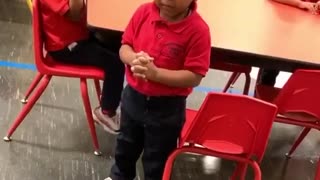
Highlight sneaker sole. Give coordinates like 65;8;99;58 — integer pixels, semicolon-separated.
92;111;119;135
94;110;120;131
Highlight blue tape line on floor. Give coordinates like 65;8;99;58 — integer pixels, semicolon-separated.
0;60;253;95
0;60;36;71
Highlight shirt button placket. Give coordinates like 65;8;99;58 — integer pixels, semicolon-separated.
157;33;162;39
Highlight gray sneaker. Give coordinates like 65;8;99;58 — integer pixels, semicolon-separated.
92;107;120;135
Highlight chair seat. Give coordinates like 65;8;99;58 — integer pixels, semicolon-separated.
203;140;245;155
183;109;245;155
277;112;320;123
38;56;105;79
256;85;320;123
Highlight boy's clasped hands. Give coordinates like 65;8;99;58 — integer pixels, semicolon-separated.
130;51;158;81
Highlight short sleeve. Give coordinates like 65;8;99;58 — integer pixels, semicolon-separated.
184;28;211;76
40;0;70;16
121;4;148;46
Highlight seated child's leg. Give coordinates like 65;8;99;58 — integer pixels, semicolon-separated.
260;69;280;86
49;37;125;133
91;33;125;117
75;37;125;117
91;48;124;133
99;54;125;116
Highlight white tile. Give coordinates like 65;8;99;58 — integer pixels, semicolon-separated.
250;67;291;88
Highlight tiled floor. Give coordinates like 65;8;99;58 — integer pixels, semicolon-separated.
0;1;319;180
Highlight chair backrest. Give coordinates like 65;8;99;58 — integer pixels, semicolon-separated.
182;93;277;162
274;69;320;120
32;0;51;73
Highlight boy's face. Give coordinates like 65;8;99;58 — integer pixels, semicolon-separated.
154;0;194;21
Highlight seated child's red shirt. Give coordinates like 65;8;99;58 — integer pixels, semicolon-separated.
122;2;211;96
40;0;89;51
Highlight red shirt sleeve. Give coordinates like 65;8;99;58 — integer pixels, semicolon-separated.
40;0;70;16
121;4;147;46
184;28;211;76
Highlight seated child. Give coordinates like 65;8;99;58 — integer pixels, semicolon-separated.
40;0;125;134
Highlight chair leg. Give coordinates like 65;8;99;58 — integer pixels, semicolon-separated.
231;161;261;180
93;79;101;104
315;158;320;180
286;127;311;158
231;163;248;180
256;68;263;85
26;0;32;13
162;149;181;180
254;69;263;97
80;78;101;156
21;72;44;104
243;72;251;95
231;73;241;87
250;161;262;180
3;75;52;142
223;72;240;93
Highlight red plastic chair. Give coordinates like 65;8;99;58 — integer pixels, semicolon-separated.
315;159;320;180
3;0;103;156
255;69;320;159
212;61;252;95
163;92;278;180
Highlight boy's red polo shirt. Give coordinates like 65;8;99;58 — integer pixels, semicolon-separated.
122;2;211;96
40;0;89;51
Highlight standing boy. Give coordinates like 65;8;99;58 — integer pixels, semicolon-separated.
107;0;211;179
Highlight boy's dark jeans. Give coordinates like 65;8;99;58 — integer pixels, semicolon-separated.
49;35;125;112
110;85;186;180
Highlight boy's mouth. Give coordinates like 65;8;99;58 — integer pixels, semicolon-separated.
160;3;174;9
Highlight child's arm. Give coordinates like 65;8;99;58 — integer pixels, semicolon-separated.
119;45;138;65
41;0;84;21
150;68;202;87
131;61;202;87
120;44;154;79
271;0;318;12
119;5;150;65
272;0;302;7
65;0;84;21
